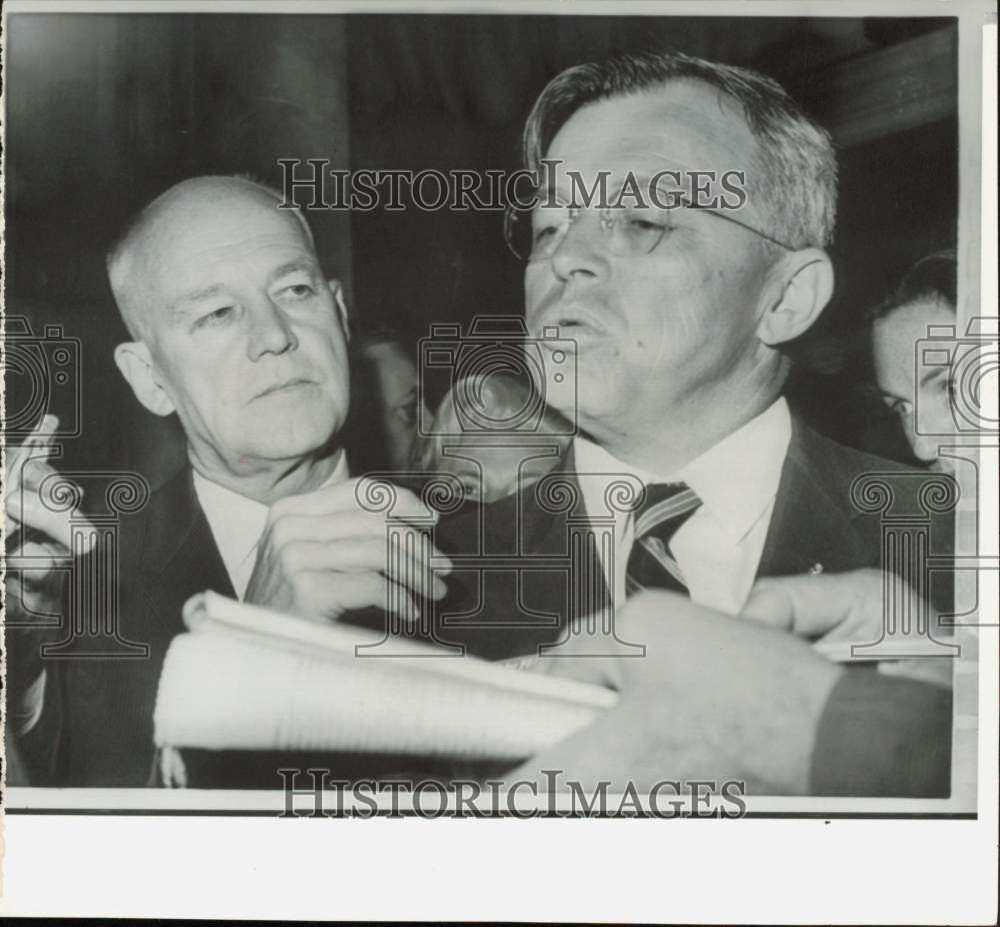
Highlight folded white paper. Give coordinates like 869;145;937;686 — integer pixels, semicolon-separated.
153;591;617;761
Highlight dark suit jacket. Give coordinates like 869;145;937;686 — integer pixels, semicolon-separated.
10;422;953;795
431;416;955;797
14;467;235;787
432;416;954;659
10;467;495;789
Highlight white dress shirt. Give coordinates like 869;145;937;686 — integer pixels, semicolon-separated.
573;398;792;616
193;451;350;599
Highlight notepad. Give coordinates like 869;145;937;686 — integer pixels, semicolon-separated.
153;591;618;761
153;591;946;762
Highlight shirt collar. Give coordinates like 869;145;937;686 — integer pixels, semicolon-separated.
192;450;350;572
573;398;791;544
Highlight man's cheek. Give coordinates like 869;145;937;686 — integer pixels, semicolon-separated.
308;338;349;380
523;278;550;319
926;392;956;436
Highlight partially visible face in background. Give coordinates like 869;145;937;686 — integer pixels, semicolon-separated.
360;339;427;471
413;374;570;502
872;297;957;471
434;442;563;503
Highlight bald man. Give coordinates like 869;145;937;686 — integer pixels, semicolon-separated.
6;176;448;787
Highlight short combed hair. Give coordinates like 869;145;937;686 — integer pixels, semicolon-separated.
106;174;315;339
523;49;838;250
870;249;957;321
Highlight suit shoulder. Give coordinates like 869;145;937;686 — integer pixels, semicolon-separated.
112;464;193;556
791;421;926;485
791;423;955;535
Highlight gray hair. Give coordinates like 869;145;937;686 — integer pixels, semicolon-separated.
523;49;837;250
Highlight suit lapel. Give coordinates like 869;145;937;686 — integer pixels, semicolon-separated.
758;419;871;579
509;445;613;622
137;468;234;642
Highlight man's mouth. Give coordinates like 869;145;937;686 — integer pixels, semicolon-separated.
533;309;607;349
254;377;315;399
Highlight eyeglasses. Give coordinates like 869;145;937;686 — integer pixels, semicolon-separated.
504;199;795;262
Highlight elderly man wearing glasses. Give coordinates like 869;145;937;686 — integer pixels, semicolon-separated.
435;49;954;693
428;49;958;797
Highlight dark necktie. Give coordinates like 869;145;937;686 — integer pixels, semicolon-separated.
625;482;702;597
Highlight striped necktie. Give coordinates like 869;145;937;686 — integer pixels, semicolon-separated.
625;482;702;597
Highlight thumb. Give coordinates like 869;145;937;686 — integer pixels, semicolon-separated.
742;577;797;629
743;570;884;639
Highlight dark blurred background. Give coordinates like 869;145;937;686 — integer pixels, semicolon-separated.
3;13;957;483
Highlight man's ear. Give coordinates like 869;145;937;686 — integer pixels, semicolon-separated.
756;248;834;347
328;279;351;342
113;341;176;417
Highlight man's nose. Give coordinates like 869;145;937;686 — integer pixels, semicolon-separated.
547;213;609;282
246;297;298;360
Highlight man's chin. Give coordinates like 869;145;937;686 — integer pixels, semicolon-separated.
239;412;343;462
570;376;631;425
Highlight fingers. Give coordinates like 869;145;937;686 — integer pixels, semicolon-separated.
5;461;65;539
5;415;60;494
5;484;95;554
267;477;436;525
278;570;421;624
743;569;908;643
741;578;797;630
18;457;60;492
264;509;451;572
4;557;67;622
264;536;449;600
743;573;850;637
5;539;77;573
247;478;454;621
5;418;93;556
245;477;459;622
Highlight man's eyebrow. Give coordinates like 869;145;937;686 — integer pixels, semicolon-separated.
171;284;229;314
919;366;949;388
268;259;318;285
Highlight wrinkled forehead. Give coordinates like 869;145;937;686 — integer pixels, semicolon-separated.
545;80;757;185
149;193;312;272
125;190;314;312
